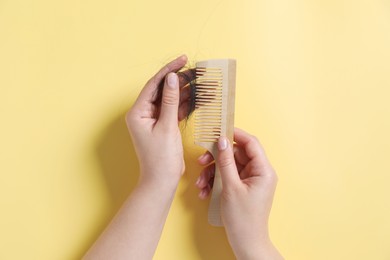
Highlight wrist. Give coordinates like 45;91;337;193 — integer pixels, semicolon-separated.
232;238;282;260
137;170;181;194
139;161;183;185
234;241;268;260
227;230;274;260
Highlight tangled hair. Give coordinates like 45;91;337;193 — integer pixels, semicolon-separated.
152;67;197;120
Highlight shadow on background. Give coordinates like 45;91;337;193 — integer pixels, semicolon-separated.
95;111;139;211
78;110;140;259
79;111;234;259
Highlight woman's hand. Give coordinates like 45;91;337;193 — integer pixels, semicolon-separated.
196;128;283;260
126;55;195;189
85;55;196;260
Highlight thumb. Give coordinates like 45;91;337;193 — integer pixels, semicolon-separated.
217;136;240;188
158;73;180;128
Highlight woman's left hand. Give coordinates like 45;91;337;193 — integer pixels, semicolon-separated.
125;55;195;189
85;55;196;259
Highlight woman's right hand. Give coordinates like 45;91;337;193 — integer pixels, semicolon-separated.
196;128;283;260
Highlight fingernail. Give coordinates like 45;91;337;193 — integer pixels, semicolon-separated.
179;54;187;61
195;176;201;186
167;73;178;89
198;153;208;161
199;189;207;199
218;137;228;151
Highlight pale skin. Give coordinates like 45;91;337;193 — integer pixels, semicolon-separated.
84;55;283;260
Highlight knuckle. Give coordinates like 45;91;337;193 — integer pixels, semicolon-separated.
159;64;173;78
160;65;170;76
218;155;234;169
250;134;260;145
165;63;173;72
162;92;178;106
125;110;136;124
267;167;278;184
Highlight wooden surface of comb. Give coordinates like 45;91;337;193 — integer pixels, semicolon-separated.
194;59;236;226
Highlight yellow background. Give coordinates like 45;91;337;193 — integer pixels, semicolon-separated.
1;0;389;259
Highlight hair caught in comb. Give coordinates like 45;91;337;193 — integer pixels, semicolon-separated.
152;68;197;120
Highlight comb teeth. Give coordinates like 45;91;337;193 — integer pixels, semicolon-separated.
193;59;236;227
194;67;223;143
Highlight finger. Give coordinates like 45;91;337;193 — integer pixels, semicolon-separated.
233;145;250;166
238;167;252;180
198;185;211;200
195;163;215;189
158;69;195;105
217;136;241;188
136;55;187;105
158;73;180;128
233;128;272;169
197;151;214;165
153;68;195;121
236;162;245;176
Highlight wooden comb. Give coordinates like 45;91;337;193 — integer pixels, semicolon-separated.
194;59;236;226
